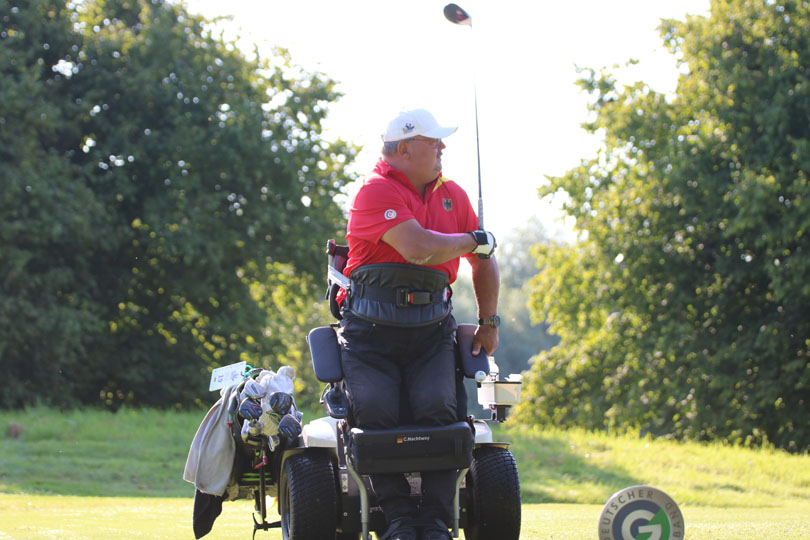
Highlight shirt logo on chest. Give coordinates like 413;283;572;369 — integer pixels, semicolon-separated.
384;209;397;220
442;198;453;211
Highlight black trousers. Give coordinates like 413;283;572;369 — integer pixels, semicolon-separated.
338;314;458;525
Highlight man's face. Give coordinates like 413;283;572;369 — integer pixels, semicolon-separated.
403;136;446;183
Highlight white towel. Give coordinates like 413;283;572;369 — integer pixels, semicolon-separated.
183;385;237;496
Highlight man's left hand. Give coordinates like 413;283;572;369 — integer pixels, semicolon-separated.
472;324;498;356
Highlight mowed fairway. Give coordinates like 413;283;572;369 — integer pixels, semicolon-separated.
2;409;810;539
1;494;810;539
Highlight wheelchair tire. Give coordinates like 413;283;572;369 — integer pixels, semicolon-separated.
280;452;338;540
463;446;521;540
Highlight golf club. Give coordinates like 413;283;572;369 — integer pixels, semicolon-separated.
443;3;484;231
239;397;263;420
268;391;293;415
241;379;267;401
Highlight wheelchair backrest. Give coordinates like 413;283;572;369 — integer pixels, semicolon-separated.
326;239;350;320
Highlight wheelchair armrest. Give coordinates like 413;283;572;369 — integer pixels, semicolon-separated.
456;323;489;379
307;326;343;382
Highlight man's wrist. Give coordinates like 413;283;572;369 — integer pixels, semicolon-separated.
478;314;500;328
468;230;484;245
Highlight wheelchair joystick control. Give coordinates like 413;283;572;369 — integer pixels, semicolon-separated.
324;385;349;419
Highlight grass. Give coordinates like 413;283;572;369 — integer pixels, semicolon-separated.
507;425;810;507
2;407;810;539
1;496;809;539
0;408;196;497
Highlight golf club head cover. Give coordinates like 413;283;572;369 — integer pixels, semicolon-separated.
468;230;497;258
240;379;267;401
277;413;302;440
238;397;263;420
268;391;293;415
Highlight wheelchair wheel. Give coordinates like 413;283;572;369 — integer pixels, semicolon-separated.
280;452;338;540
463;446;521;540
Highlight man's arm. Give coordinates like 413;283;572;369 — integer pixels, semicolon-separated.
381;219;477;265
469;255;500;355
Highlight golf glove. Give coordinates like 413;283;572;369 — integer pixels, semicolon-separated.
468;230;497;258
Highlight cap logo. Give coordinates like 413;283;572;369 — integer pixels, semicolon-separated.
384;209;397;220
402;122;415;134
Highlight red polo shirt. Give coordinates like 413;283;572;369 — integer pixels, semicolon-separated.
344;158;478;285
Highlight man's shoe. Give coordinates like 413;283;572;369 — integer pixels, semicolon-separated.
382;517;418;540
421;519;451;540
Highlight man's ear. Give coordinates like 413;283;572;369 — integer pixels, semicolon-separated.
397;140;410;157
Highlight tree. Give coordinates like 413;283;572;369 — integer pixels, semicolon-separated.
1;0;355;408
515;0;810;451
1;0;113;408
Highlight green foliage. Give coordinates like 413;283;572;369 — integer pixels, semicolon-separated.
1;0;112;407
1;0;355;408
517;0;810;451
246;262;334;412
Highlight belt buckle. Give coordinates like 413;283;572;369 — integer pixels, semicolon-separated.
395;287;410;308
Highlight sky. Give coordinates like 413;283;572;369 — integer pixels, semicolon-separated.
183;0;711;239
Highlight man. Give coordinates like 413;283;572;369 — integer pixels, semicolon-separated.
338;108;499;540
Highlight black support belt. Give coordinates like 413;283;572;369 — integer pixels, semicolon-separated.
352;283;450;308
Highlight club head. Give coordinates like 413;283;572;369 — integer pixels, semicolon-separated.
241;379;266;400
444;3;471;26
268;391;293;415
277;413;302;440
239;398;263;420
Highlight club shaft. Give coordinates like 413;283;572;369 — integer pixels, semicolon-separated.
446;3;484;230
469;17;484;230
473;80;483;230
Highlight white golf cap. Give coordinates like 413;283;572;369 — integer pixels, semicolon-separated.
381;108;458;142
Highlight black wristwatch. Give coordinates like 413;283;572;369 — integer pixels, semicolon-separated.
478;315;500;328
